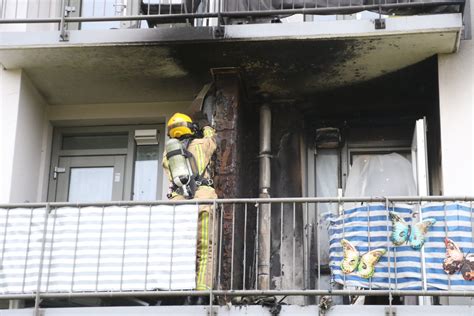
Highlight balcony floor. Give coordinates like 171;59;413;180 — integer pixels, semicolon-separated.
0;14;462;105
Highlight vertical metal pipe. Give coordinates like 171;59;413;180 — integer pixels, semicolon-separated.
211;201;217;291
231;203;235;289
243;203;247;290
280;202;283;289
217;202;223;288
45;207;58;293
34;204;50;316
168;204;176;290
95;206;106;292
120;206;129;291
258;104;271;290
292;202;296;288
144;205;153;290
70;206;82;292
21;209;35;294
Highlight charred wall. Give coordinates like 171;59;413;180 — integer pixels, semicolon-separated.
213;72;259;291
268;105;305;295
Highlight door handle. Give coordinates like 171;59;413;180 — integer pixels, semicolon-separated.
53;167;66;179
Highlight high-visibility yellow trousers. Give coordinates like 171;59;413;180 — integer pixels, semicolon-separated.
171;185;217;291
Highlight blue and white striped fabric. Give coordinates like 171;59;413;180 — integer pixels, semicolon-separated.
423;203;474;290
329;203;424;290
0;205;199;294
329;202;474;291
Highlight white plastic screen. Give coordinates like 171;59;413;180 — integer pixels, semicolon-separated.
344;153;417;197
0;205;198;294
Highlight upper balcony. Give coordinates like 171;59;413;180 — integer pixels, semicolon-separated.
0;0;466;107
0;0;465;44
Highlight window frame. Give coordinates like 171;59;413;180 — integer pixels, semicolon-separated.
47;124;165;202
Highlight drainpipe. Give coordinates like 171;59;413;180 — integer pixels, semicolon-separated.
258;104;271;290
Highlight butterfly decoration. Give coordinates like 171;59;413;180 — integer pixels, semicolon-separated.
389;211;436;250
443;238;474;281
340;239;386;279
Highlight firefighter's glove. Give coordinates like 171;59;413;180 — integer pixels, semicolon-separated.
192;111;211;128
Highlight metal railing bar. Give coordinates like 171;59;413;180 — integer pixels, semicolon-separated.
342;203;346;288
255;202;260;289
45;207;58;293
230;203;235;290
119;206;130;292
444;201;451;291
217;201;223;288
2;289;474;300
143;204;153;291
280;202;284;288
385;198;393;302
0;208;11;278
367;203;372;290
33;204;50;316
3;196;474;209
70;206;82;293
95;205;106;292
316;202;321;295
21;208;35;293
292;202;296;289
303;202;308;290
0;2;464;24
392;203;398;291
210;200;217;306
168;204;176;291
243;202;247;290
211;200;217;292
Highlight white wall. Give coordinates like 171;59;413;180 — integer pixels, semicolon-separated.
438;38;474;195
8;72;48;203
47;101;188;126
0;68;22;203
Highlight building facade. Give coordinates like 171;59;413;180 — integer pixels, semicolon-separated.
0;0;473;314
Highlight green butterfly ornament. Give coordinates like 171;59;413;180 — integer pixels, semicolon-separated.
340;239;387;279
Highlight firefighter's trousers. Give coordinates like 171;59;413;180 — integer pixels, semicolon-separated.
171;185;218;291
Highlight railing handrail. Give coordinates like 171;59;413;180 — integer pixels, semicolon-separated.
0;1;465;24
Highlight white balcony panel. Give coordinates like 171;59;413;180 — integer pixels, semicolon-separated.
0;14;462;105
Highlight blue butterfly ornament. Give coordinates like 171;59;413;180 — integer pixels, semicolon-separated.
389;211;436;250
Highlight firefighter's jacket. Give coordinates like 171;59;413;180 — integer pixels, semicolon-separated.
162;126;217;190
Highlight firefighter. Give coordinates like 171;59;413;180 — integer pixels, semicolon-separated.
162;112;217;298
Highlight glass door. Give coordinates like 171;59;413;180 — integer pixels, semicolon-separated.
54;155;125;202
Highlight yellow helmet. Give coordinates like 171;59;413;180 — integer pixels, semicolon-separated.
167;113;195;139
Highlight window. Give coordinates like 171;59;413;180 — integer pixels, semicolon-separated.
48;125;165;202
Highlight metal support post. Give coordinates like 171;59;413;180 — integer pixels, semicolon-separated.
258;104;272;290
59;0;69;41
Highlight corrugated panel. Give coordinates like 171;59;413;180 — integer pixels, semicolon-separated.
0;205;198;293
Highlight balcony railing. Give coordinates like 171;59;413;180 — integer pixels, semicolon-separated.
1;196;474;314
0;0;465;36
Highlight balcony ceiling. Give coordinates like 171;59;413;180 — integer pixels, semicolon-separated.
0;14;462;105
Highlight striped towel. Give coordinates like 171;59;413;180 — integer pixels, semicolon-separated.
329;204;424;290
0;205;199;294
423;203;474;290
